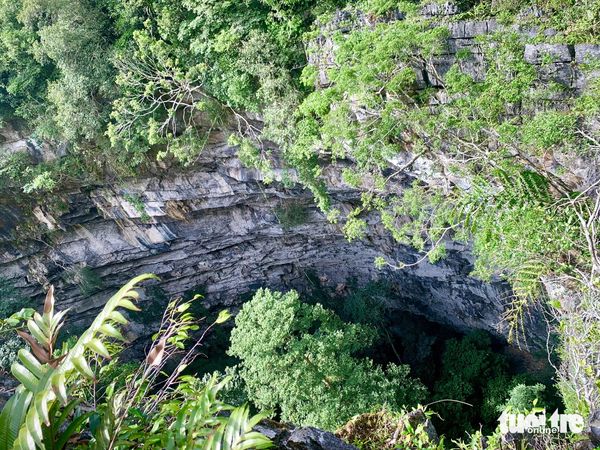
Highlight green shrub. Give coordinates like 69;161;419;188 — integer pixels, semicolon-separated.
521;111;577;150
274;201;310;229
432;332;519;437
501;383;546;413
229;288;426;430
337;408;445;450
0;275;273;450
303;278;390;328
123;193;151;222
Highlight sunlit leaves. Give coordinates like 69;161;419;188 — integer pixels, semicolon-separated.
132;376;273;449
2;274;157;449
229;288;426;430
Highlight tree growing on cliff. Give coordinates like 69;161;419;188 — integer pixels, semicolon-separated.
228;288;427;430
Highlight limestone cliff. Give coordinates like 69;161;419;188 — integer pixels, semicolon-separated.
0;133;517;345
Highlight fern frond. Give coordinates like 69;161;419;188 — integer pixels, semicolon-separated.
0;389;32;450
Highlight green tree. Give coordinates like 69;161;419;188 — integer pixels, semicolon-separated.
0;0;115;142
432;332;521;437
229;288;426;430
106;0;338;166
501;383;546;413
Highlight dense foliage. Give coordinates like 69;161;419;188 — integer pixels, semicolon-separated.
0;0;340;191
0;277;273;450
229;288;426;430
286;3;591;313
431;332;556;437
0;279;580;449
1;0;600;447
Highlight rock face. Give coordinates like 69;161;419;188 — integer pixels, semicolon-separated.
0;121;65;163
0;136;522;344
256;421;358;450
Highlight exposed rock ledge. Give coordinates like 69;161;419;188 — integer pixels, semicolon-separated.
0;133;530;345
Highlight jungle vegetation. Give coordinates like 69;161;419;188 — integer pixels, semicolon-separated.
0;0;599;448
0;278;564;449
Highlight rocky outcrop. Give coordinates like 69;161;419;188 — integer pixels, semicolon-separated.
313;6;600;95
0;6;562;348
0;121;65;163
257;421;358;450
0;131;524;345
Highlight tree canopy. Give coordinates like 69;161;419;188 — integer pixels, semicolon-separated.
229;288;426;430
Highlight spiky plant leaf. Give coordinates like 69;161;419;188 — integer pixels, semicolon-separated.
98;323;125;341
11;364;40;393
52;373;68;405
2;274;157;450
34;392;51;427
107;311;128;324
0;389;32;450
16;331;50;365
17;350;45;380
205;405;273;450
86;338;111;359
117;299;141;311
73;355;95;379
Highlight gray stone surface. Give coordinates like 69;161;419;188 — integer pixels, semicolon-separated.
0;122;65;163
421;2;460;17
285;428;357;450
255;422;358;450
524;43;573;64
0;136;527;347
3;10;578;352
575;44;600;63
421;2;460;18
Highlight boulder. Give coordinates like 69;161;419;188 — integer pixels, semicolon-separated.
256;420;357;450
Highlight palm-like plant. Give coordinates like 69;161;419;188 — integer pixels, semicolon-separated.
0;388;31;450
0;275;273;450
161;377;272;450
3;274;157;450
91;296;273;450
